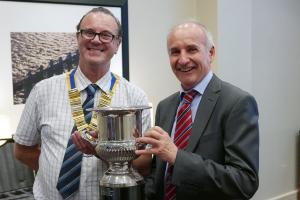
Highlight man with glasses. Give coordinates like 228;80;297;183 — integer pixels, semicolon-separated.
14;7;151;200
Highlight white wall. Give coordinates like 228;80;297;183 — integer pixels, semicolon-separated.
218;0;300;199
252;0;300;199
217;0;253;92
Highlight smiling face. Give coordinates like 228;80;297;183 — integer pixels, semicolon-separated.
77;12;120;72
167;23;215;90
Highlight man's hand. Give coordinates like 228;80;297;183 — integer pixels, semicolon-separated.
135;126;178;165
72;131;98;156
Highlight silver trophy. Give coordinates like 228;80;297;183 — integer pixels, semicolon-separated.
88;106;151;200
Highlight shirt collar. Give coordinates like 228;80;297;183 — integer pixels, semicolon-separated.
75;66;112;93
179;70;213;99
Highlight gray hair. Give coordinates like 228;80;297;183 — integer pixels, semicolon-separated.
168;20;214;51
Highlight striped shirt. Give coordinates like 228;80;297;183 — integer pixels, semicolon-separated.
14;67;151;200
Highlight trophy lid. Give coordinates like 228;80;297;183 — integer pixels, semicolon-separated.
87;105;151;115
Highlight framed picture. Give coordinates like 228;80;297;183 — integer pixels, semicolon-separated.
0;0;129;134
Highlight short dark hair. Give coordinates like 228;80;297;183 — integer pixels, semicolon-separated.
76;7;122;39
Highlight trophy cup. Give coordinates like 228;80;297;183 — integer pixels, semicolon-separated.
88;106;151;200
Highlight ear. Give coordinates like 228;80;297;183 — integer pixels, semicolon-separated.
76;32;80;43
114;38;122;54
208;46;215;63
116;37;122;46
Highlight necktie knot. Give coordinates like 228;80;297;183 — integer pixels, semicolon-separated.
182;90;198;104
86;84;98;97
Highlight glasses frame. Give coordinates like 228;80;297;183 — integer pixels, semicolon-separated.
78;29;117;43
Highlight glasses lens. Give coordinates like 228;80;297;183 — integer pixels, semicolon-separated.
81;29;96;39
100;32;114;43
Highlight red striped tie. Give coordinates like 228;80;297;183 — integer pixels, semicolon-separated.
165;90;197;200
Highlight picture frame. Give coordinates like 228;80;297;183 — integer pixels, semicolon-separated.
1;0;129;79
0;0;129;134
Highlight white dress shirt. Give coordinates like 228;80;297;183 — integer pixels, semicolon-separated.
14;67;151;200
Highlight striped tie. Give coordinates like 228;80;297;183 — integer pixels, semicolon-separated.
56;84;98;199
165;90;197;200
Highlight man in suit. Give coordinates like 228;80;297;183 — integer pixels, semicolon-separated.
135;21;259;200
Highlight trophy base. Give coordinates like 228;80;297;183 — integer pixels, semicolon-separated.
99;184;145;200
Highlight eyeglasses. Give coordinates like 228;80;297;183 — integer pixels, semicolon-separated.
78;29;116;43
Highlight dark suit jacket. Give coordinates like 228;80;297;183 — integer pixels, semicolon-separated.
145;74;259;200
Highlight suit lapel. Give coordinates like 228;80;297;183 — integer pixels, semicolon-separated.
187;75;221;152
163;94;180;136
